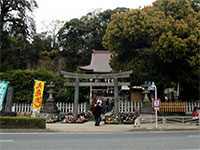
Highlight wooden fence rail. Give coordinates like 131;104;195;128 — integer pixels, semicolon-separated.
159;102;186;113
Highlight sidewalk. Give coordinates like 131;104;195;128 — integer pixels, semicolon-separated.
46;121;200;132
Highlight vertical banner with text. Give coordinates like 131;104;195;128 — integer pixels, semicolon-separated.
0;81;8;111
32;80;45;111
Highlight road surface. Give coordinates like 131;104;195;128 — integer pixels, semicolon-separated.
0;130;200;150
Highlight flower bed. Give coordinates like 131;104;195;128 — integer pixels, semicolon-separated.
45;114;58;123
62;113;88;123
104;113;135;124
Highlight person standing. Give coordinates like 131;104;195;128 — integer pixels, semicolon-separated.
134;107;140;127
93;102;103;126
106;99;110;113
192;107;198;117
192;107;199;125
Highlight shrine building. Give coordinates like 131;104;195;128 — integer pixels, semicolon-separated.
79;50;114;103
79;50;112;74
79;50;142;103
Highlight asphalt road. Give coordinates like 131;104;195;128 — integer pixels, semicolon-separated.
0;131;200;150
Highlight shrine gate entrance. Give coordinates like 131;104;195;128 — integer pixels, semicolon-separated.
61;70;132;119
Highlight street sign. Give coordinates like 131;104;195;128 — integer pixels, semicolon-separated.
153;99;160;109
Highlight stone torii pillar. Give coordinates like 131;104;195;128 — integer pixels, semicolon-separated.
74;78;79;120
114;78;119;116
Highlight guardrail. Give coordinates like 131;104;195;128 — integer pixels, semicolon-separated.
141;115;200;125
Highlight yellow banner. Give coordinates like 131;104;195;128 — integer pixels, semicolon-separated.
32;80;45;110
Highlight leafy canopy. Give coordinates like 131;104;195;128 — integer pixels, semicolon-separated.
103;0;200;100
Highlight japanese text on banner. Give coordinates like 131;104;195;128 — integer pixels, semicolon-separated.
32;80;45;110
0;81;8;111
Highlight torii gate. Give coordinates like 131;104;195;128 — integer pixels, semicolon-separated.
61;70;133;120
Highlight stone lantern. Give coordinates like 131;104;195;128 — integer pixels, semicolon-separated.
41;82;59;114
140;81;154;114
142;81;150;103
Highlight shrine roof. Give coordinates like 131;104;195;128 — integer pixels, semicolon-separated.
79;50;112;74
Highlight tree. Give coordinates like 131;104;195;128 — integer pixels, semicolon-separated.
58;8;130;72
39;49;59;73
40;20;65;50
1;37;28;71
0;0;38;71
0;0;37;38
103;0;200;101
152;0;200;100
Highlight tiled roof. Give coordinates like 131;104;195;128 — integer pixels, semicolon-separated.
79;50;112;73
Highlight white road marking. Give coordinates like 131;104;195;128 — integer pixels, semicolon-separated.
0;140;13;142
188;135;200;138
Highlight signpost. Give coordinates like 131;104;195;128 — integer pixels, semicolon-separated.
153;99;160;128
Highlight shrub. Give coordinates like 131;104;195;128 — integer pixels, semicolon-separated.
0;69;89;103
0;117;46;129
0;69;63;103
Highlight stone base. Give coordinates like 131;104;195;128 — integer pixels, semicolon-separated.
40;112;59;117
140;102;154;114
40;112;65;121
41;101;59;114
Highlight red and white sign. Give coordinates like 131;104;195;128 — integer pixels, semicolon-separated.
153;99;161;109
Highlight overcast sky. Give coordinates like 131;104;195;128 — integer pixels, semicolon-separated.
34;0;155;33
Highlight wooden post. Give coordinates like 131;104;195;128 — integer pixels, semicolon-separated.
74;78;79;120
114;78;119;116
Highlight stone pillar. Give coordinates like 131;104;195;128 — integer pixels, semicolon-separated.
114;78;119;116
0;86;16;116
74;78;79;120
5;86;14;112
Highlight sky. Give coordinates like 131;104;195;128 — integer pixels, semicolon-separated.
34;0;156;33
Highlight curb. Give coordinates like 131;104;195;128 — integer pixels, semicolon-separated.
1;128;199;133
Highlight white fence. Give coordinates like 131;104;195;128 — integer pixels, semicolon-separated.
57;102;87;114
11;101;199;114
186;101;200;114
12;102;87;114
119;101;142;113
12;103;32;112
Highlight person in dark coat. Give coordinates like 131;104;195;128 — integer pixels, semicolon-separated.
106;99;111;113
93;102;103;126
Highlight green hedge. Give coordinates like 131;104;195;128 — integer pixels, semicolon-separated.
0;69;90;103
0;117;46;129
0;69;63;103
